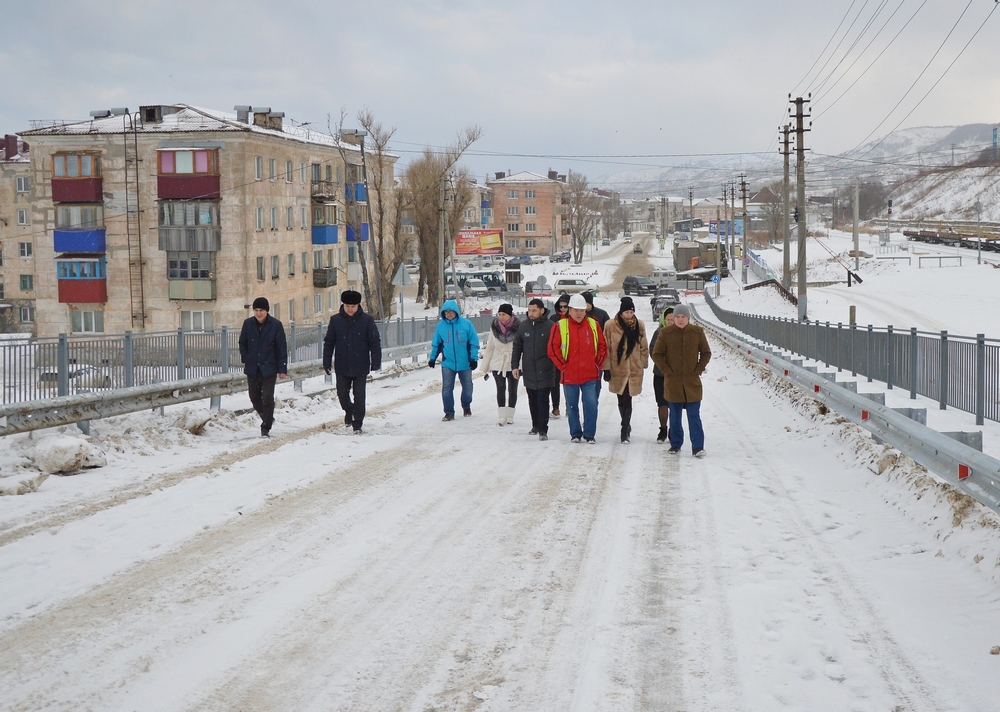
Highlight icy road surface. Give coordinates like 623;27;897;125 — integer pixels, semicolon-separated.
1;334;999;711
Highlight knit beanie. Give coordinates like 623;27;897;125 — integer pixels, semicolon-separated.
619;296;636;313
673;304;691;319
252;297;269;312
498;303;514;315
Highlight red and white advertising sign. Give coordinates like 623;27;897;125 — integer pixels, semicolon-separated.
455;229;504;256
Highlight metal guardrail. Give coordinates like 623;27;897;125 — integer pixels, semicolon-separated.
703;290;999;426
692;306;1000;517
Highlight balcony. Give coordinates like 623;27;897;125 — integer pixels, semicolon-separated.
346;223;369;242
54;228;105;254
157;174;221;200
158;226;222;252
58;279;107;304
311;180;338;200
313;267;338;288
346;262;362;282
311;225;339;245
52;177;102;203
344;183;367;202
168;279;216;300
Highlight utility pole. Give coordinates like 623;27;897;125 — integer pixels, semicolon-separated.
781;124;791;289
438;176;446;307
853;176;860;272
977;199;983;265
729;180;736;271
715;201;722;295
688;188;694;238
791;94;811;320
740;174;748;284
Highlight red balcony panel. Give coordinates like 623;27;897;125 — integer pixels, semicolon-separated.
157;174;221;200
52;177;103;203
58;279;107;304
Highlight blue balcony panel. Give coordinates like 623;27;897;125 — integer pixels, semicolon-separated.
346;223;370;242
311;225;339;245
344;183;367;202
54;228;106;254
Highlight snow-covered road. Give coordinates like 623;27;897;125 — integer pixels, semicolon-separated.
2;332;999;711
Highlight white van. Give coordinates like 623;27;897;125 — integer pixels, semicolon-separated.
650;268;677;286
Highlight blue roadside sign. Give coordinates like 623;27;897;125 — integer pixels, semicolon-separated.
711;275;720;283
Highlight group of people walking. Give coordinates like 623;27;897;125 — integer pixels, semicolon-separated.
240;288;712;455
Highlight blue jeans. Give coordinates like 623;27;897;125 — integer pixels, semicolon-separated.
441;367;473;415
669;401;704;451
563;380;599;439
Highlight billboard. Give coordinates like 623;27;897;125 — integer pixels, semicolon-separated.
455;229;504;255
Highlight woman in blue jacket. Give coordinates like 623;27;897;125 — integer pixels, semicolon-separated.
429;300;481;421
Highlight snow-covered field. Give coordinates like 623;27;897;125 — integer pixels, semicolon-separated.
2;238;1000;710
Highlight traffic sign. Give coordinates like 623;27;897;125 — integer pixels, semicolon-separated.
711;275;720;283
743;258;750;266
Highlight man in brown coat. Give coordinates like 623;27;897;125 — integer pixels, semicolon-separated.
650;304;711;457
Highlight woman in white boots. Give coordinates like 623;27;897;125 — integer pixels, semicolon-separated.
477;303;522;426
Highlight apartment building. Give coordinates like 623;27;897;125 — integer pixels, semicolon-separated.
623;196;685;234
0;134;35;332
19;104;392;337
486;171;567;257
460;179;493;230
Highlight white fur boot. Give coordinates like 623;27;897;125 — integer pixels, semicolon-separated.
506;406;515;425
498;406;506;426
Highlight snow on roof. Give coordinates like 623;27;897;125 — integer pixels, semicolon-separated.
488;171;560;184
0;137;29;163
19;105;383;156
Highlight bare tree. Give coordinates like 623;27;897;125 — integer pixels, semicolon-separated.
600;191;620;244
562;170;600;263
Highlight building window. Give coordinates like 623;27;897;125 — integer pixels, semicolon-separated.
303;297;309;321
463;209;473;220
257;256;265;280
0;281;4;299
273;302;280;320
311;163;321;183
52;153;101;178
255;207;264;231
20;274;34;291
19;306;35;323
508;239;519;249
19;242;32;257
167;252;212;279
314;250;323;270
286;206;294;230
288;300;295;321
347;243;357;263
301;206;308;229
181;310;213;331
525;205;536;215
56;205;104;230
507;190;518;199
329;290;336;311
0;246;3;265
270;207;279;231
525;189;536;199
159;201;217;227
302;251;309;273
285;160;293;183
300;162;307;183
271;255;279;279
507;223;519;232
157;149;218;175
16;176;29;193
329;248;336;268
255;156;263;180
525;223;537;232
336;166;343;185
507;206;518;216
287;253;295;276
314;204;337;225
70;310;104;334
525;239;537;248
269;158;277;181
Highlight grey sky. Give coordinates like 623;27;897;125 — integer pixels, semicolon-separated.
3;0;998;189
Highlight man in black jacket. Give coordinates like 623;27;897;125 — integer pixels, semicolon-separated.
511;298;558;441
323;289;382;434
238;297;288;437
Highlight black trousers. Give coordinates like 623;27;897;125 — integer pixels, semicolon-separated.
248;373;277;427
526;387;552;434
336;374;367;427
549;383;561;410
493;371;518;407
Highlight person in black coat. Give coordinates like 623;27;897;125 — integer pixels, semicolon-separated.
511;298;559;440
238;297;288;437
546;293;571;418
323;289;382;433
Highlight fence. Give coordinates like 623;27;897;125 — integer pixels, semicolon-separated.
0;315;495;405
746;249;777;283
703;290;996;425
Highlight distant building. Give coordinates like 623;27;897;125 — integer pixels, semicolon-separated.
0;134;35;333
18;104;394;337
461;179;493;230
487;170;568;257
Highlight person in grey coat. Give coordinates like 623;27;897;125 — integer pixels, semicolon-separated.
511;298;558;440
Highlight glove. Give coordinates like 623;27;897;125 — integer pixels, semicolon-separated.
603;370;611;382
324;367;331;376
428;359;436;369
470;361;478;371
483;373;489;381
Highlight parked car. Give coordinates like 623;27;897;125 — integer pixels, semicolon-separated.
650;268;677;285
553;277;600;294
650;287;680;311
623;235;632;243
622;275;657;295
524;280;553;296
633;243;643;254
506;255;533;266
463;278;490;297
405;262;420;274
551;250;571;263
601;237;610;246
37;365;112;391
652;296;676;322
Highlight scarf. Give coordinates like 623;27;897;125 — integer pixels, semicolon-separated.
615;313;640;364
492;315;520;344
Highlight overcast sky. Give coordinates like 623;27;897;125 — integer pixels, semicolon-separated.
3;1;998;189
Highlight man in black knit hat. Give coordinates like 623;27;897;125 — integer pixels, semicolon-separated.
239;297;288;437
323;289;382;434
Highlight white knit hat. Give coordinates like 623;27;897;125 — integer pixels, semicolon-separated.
568;293;588;310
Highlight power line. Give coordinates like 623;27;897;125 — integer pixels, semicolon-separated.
804;0;875;95
811;0;898;100
791;0;860;95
